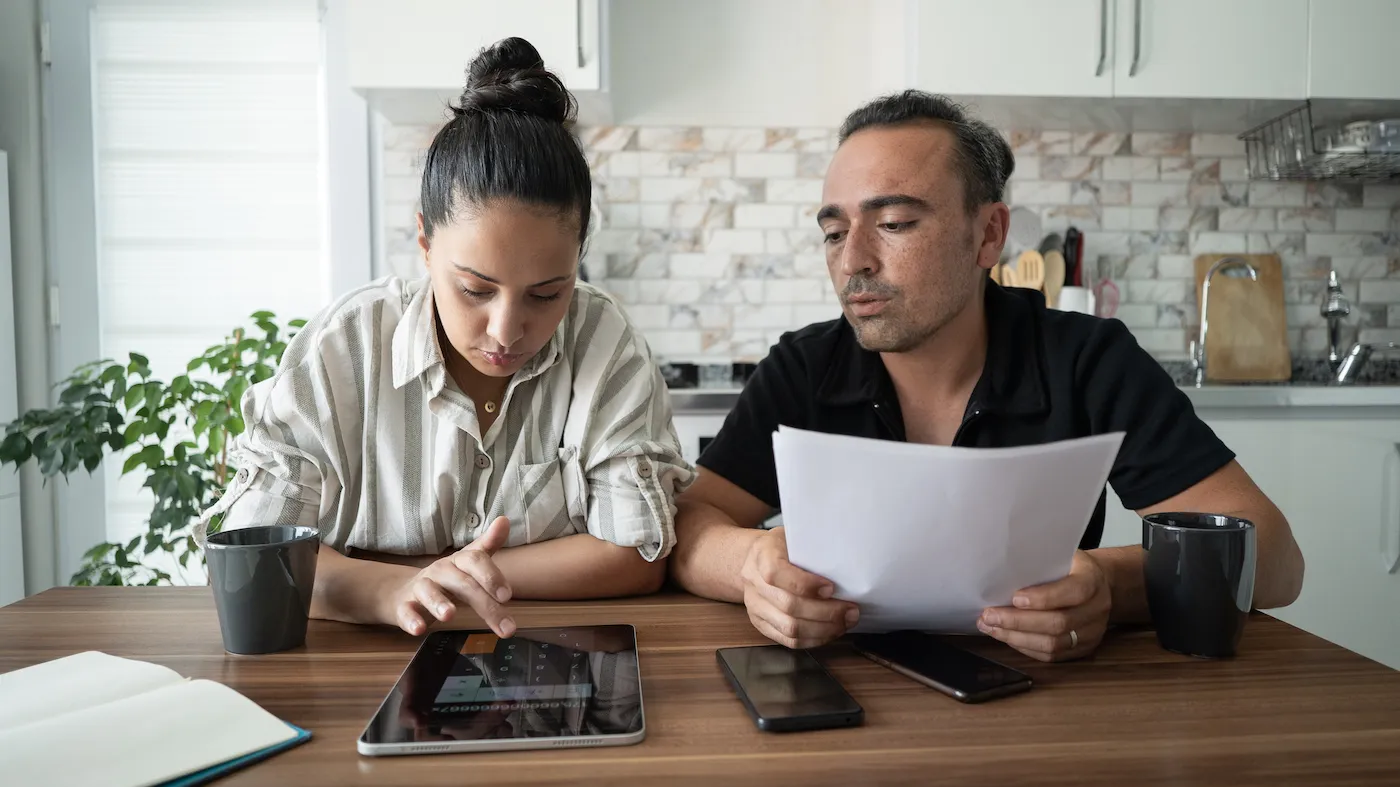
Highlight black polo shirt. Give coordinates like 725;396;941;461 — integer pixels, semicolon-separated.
698;282;1236;549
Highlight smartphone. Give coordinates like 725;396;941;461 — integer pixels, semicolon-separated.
715;645;864;732
852;631;1033;703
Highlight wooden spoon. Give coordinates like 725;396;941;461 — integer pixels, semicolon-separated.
1043;250;1066;308
1016;250;1045;291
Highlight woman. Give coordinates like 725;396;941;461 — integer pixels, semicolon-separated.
198;38;692;638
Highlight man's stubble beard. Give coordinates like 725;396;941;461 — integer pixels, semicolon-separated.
848;273;978;354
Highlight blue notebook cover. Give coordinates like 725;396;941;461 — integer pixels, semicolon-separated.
157;723;312;787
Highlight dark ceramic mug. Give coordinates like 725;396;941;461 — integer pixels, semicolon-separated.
206;525;319;655
1142;512;1257;658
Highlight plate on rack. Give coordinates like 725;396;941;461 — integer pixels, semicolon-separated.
1322;119;1400;154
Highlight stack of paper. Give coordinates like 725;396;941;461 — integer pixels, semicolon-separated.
0;651;308;787
773;427;1124;633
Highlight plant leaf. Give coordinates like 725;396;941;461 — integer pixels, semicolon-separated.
82;542;116;560
226;377;249;406
0;432;31;464
175;472;197;501
40;448;64;477
121;444;163;475
60;384;91;404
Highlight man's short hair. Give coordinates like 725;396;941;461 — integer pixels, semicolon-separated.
838;90;1015;213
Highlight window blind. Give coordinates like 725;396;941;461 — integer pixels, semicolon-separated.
91;0;330;549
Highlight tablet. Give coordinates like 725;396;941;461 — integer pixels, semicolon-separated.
357;625;645;756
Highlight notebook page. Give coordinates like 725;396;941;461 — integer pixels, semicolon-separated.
0;678;298;787
0;651;183;732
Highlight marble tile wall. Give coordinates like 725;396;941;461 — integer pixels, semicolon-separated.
379;124;1400;362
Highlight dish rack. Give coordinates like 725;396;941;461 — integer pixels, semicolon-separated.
1239;101;1400;181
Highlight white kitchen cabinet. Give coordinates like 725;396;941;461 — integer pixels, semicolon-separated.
1103;410;1400;670
670;411;730;465
1112;0;1308;99
1307;0;1400;99
347;0;604;121
911;0;1114;98
911;0;1307;101
1252;417;1400;670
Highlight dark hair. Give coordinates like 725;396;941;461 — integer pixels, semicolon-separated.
419;37;592;245
838;90;1014;213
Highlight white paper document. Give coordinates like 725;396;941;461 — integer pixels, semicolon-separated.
773;427;1125;633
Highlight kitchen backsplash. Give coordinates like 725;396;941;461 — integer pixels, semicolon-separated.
378;124;1400;363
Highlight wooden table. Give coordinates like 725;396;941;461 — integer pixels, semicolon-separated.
3;589;1400;786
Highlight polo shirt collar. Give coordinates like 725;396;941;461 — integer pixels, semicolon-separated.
815;282;1049;416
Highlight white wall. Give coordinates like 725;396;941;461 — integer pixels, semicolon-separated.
609;0;904;128
0;152;23;606
0;0;56;598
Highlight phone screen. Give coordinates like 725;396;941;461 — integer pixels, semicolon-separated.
716;645;862;726
852;631;1031;700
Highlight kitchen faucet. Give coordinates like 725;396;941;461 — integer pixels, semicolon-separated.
1335;341;1398;384
1321;269;1352;372
1191;256;1260;388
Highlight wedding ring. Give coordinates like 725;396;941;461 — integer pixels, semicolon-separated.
1069;629;1079;649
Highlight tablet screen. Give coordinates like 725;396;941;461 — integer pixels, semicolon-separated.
360;626;642;745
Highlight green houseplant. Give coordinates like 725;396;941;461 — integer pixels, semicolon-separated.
0;312;305;586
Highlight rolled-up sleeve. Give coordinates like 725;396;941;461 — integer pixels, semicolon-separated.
194;325;342;545
570;303;695;561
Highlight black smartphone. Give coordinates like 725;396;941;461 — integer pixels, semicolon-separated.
852;631;1033;703
715;645;864;732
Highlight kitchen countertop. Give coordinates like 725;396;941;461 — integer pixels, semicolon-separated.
665;357;1400;413
668;384;1400;413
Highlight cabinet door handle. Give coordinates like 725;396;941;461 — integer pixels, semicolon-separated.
1095;0;1108;77
576;0;585;68
1384;443;1400;574
1128;0;1143;77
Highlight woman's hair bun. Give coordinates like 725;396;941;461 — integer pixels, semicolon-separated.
452;37;575;124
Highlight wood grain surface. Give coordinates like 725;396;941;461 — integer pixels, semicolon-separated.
3;588;1399;786
1194;253;1291;383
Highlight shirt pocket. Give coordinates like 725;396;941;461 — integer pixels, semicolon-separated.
514;459;582;544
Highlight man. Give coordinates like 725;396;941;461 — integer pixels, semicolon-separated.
670;91;1304;662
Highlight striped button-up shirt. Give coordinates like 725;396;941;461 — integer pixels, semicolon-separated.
198;276;694;560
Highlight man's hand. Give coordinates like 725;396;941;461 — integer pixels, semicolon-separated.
740;526;859;649
976;550;1111;662
388;516;516;637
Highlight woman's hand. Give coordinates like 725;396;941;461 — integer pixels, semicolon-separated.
389;516;517;637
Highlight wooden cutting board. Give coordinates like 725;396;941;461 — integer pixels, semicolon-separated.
1193;254;1290;382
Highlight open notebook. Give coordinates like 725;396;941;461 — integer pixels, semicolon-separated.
0;651;310;787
